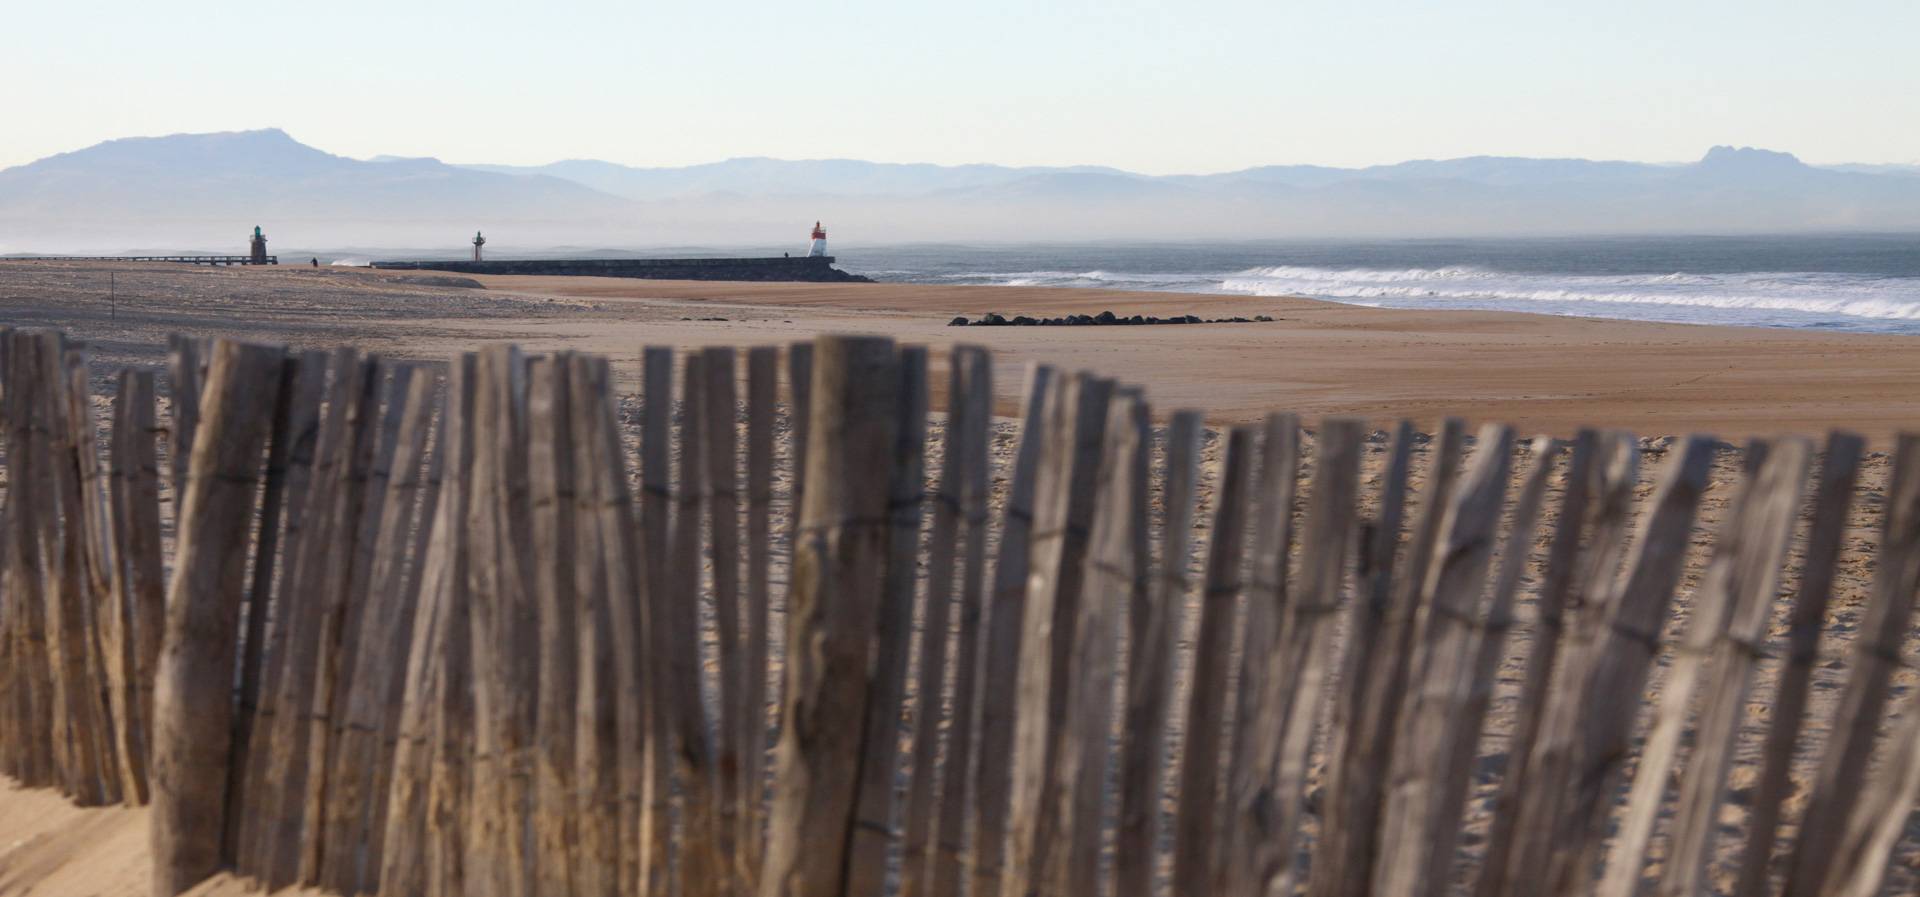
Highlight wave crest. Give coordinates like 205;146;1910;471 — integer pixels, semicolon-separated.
931;263;1920;328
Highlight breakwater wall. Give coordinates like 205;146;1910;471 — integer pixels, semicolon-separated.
369;255;871;283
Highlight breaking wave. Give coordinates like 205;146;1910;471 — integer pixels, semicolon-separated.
939;265;1920;330
1215;266;1920;322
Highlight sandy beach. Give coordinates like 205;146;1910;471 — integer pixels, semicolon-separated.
5;259;1920;442
5;259;1920;894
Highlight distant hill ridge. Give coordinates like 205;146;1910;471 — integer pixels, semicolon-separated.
462;144;1861;200
3;130;1918;252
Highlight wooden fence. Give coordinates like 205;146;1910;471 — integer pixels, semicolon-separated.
3;326;1920;897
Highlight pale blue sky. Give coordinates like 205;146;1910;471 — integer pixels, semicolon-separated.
4;0;1916;173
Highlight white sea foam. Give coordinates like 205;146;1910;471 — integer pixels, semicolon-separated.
948;264;1920;328
1215;266;1920;321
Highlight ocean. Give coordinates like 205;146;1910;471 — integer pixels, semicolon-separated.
833;234;1920;334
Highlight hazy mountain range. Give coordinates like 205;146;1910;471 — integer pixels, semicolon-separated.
4;128;1919;254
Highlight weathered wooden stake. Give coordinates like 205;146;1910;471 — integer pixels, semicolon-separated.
423;354;478;897
1655;438;1809;897
1372;424;1514;897
1219;412;1302;896
759;336;901;897
148;339;284;897
968;364;1056;897
318;368;440;893
741;344;778;889
920;346;995;897
702;346;747;892
1114;409;1202;897
527;356;580;897
1307;420;1439;897
1732;432;1862;897
638;346;676;897
845;345;929;897
1538;436;1715;895
1171;424;1256;897
1267;417;1366;895
902;344;990;897
380;356;471;897
1472;430;1596;897
235;349;338;879
1050;387;1148;897
255;351;372;889
165;334;202;515
667;351;725;897
105;368;158;805
1781;434;1920;897
223;352;319;855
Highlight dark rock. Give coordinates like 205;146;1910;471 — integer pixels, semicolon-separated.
940;310;1282;327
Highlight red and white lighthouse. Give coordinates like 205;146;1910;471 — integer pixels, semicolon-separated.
806;221;828;258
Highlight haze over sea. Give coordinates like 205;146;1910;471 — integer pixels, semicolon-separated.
836;234;1920;334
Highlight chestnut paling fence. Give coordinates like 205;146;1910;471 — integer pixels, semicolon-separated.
2;326;1920;897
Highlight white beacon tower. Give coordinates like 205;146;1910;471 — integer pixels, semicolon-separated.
806;221;828;258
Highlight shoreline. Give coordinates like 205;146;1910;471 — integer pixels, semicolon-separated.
4;260;1920;441
467;272;1920;441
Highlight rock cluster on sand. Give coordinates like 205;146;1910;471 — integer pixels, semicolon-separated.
949;310;1276;327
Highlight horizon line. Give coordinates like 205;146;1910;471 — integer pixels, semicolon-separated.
15;127;1920;179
